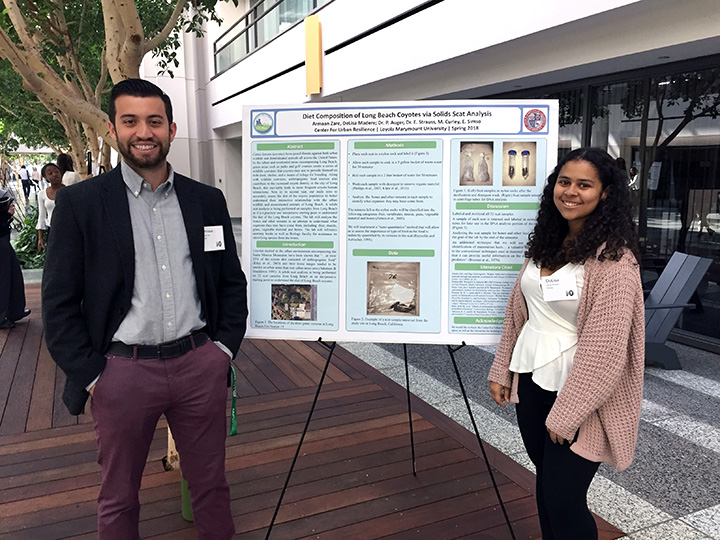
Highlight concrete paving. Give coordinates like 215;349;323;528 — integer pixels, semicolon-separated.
339;340;720;539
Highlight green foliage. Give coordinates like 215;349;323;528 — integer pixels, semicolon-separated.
0;0;110;150
149;0;238;78
0;118;20;164
0;0;237;145
0;60;68;149
11;205;45;269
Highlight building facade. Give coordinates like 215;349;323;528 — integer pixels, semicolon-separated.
159;0;720;348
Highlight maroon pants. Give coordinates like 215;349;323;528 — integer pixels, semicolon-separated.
90;339;235;540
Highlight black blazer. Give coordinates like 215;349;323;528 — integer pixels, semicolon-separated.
42;166;248;415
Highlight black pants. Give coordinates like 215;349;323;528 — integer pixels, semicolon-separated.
21;179;31;198
516;373;600;540
0;234;26;321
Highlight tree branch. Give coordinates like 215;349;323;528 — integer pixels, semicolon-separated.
1;0;56;77
94;47;109;103
0;99;53;116
101;0;145;81
146;0;187;53
40;133;63;157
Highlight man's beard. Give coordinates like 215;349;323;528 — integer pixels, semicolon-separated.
117;137;170;171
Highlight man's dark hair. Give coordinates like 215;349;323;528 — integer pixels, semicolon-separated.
109;78;173;125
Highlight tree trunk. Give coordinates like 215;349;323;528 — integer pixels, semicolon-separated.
101;140;113;172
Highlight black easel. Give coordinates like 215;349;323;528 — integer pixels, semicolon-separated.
401;342;515;540
444;342;516;540
264;339;515;540
402;343;417;475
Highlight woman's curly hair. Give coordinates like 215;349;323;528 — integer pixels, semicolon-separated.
526;147;639;269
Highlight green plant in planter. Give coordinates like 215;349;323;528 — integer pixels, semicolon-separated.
11;205;45;269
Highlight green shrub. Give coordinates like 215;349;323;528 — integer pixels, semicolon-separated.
11;205;45;268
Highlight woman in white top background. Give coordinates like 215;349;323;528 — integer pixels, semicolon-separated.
36;163;63;251
57;153;83;186
489;148;644;540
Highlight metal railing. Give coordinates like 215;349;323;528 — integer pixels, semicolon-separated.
214;0;330;76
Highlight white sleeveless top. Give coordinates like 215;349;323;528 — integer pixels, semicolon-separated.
509;261;585;392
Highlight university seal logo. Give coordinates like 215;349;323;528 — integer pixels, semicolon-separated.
523;109;546;132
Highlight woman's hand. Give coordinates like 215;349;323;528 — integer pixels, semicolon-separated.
547;428;569;445
37;237;45;251
489;381;511;407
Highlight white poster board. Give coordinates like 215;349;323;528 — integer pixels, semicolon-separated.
242;100;558;344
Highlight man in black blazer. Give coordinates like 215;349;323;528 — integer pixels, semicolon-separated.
42;79;246;540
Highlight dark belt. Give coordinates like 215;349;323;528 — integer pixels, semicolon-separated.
107;331;208;359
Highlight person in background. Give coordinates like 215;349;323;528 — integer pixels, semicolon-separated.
57;153;83;186
628;166;639;190
42;78;247;540
0;189;30;329
488;147;645;540
615;157;629;182
627;166;641;216
36;163;64;251
31;165;41;189
18;164;32;203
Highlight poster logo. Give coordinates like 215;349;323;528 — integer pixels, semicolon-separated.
252;112;274;135
523;109;546;132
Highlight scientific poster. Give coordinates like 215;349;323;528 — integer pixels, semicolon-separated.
242;100;558;344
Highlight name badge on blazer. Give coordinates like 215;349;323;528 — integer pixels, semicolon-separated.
204;225;225;251
541;273;578;302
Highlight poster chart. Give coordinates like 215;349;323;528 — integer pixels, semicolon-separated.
242;100;558;345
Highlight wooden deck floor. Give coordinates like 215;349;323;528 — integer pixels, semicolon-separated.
0;283;624;539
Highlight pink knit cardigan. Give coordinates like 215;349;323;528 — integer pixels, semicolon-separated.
488;249;645;470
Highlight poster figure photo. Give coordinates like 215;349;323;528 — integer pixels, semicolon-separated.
459;141;494;186
366;262;420;316
271;284;317;320
502;141;537;186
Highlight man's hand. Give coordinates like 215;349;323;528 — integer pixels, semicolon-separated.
88;384;96;397
489;381;511;407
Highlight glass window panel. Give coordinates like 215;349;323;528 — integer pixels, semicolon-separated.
216;48;230;73
216;0;330;74
254;3;280;49
536;88;585;159
590;69;720;342
279;0;312;31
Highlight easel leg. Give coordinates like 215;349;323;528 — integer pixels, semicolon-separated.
264;338;336;540
446;343;516;540
403;344;417;476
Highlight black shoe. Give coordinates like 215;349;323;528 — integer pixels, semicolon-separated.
14;309;31;321
0;319;15;329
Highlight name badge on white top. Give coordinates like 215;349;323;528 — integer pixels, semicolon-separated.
204;225;225;251
541;273;578;302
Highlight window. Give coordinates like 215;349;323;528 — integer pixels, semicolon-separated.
214;0;331;75
590;68;720;344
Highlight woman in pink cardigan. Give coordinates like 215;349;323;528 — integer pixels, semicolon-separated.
489;147;645;540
